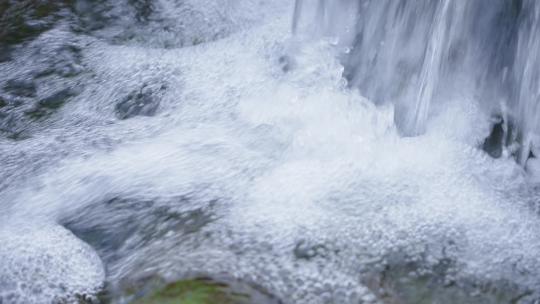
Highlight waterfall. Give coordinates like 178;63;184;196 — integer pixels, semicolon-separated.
293;0;540;162
514;0;540;165
401;0;452;135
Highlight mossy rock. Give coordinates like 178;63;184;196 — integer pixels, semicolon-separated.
0;0;69;45
130;278;250;304
362;259;534;304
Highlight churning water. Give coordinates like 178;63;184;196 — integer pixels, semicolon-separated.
1;0;540;303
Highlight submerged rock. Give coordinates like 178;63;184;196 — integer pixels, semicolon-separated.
3;78;37;98
25;87;78;119
115;84;164;120
0;86;78;139
62;196;217;265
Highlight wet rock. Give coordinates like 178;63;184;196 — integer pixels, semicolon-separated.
115;84;164;120
481;115;524;160
3;79;37;97
62;196;217;264
482;116;505;158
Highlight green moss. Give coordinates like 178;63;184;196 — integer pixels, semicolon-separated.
131;279;248;304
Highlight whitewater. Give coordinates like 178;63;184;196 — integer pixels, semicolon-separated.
0;0;540;303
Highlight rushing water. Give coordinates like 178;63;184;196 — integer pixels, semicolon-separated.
1;0;540;303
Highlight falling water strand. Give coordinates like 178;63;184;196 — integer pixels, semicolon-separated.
292;0;303;35
401;0;452;136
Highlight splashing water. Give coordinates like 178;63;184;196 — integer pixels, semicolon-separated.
294;0;540;150
1;0;540;303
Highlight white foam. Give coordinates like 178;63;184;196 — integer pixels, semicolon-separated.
0;223;105;304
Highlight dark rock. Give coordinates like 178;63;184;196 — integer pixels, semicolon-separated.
38;87;77;109
0;0;66;46
481;115;524;160
4;79;37;97
0;96;6;108
482;117;505;158
115;84;164;120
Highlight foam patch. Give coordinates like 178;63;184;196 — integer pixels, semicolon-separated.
0;223;105;304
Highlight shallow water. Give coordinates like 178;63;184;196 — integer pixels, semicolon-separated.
1;1;540;303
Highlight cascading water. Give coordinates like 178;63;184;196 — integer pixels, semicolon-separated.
515;0;540;166
293;0;540;163
1;0;540;303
